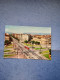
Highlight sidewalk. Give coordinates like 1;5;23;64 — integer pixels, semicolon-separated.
4;54;27;59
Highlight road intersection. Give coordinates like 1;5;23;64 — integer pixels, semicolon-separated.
12;38;48;60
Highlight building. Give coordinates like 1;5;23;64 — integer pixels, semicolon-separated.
12;33;20;39
31;34;51;48
11;33;32;42
5;33;10;40
31;37;41;43
19;34;32;42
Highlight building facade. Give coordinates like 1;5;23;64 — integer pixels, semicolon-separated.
5;33;10;40
19;34;32;42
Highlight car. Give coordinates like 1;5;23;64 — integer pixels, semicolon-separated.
25;46;29;50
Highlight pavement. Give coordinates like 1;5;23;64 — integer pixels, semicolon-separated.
8;54;27;59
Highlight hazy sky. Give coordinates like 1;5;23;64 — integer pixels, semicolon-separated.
5;25;51;34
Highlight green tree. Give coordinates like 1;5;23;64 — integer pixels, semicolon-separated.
5;40;11;45
30;41;35;48
24;40;28;44
9;37;13;41
37;42;40;45
49;49;51;55
31;41;35;44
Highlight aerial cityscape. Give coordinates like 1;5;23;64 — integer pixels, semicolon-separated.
4;26;51;60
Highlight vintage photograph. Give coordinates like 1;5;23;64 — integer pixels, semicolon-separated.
4;25;51;60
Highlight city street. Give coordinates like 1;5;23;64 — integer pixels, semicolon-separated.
12;37;48;60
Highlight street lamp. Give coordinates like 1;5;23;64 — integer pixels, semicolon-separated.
45;37;48;48
40;43;41;54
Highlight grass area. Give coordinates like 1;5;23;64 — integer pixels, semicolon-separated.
33;44;41;47
7;44;13;48
4;54;16;57
43;54;51;60
40;50;51;60
34;47;46;50
4;44;14;52
24;43;44;48
41;50;49;54
25;43;32;47
4;50;12;52
34;48;41;50
4;44;13;49
4;49;15;52
24;43;39;47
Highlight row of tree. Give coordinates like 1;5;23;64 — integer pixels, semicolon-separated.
5;35;13;45
24;40;40;45
10;35;19;41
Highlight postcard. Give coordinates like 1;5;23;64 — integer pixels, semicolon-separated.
4;25;51;60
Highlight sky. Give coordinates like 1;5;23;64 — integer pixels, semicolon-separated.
5;25;51;35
